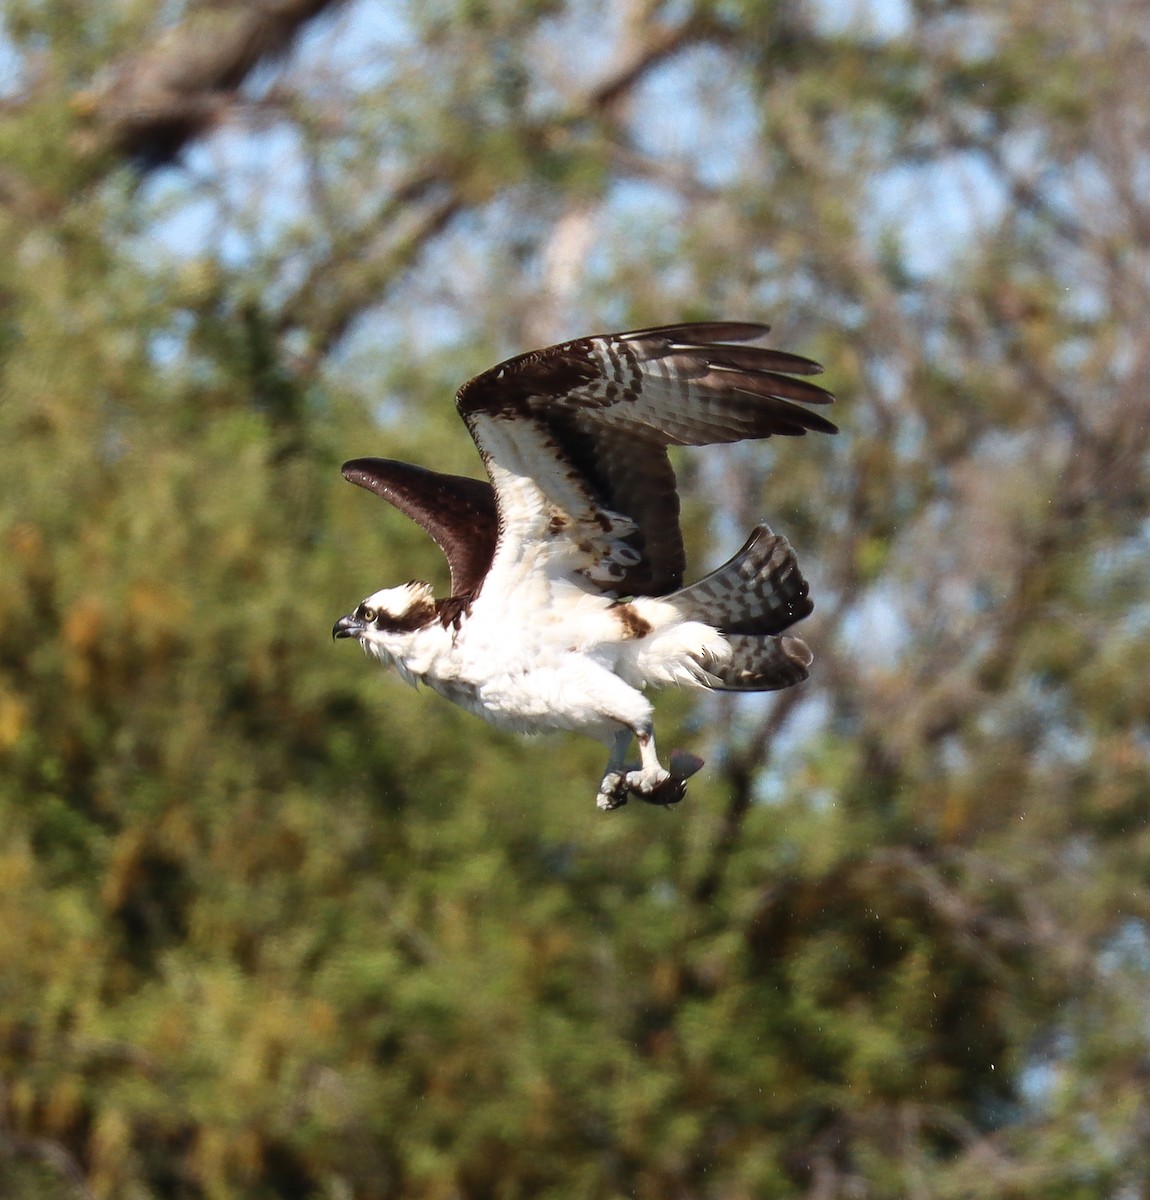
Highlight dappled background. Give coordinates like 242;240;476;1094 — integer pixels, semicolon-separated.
2;0;1149;1196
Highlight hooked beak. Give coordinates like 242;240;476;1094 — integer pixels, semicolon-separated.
332;613;365;640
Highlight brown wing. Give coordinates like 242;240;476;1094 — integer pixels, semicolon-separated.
341;458;499;599
456;322;835;598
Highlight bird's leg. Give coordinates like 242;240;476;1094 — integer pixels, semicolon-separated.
628;728;708;808
595;729;634;811
623;723;670;794
596;726;707;812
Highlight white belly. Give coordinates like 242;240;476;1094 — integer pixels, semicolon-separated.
425;647;623;736
419;599;646;738
394;587;721;741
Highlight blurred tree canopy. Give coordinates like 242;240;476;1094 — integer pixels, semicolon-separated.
1;0;1149;1196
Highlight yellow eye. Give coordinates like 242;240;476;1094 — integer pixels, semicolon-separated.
361;606;377;623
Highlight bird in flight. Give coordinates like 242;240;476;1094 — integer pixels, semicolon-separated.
333;322;836;810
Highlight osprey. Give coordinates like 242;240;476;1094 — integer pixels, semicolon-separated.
333;322;836;810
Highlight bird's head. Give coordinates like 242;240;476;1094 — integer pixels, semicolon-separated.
332;581;438;664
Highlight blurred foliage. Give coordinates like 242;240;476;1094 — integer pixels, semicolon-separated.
2;0;1150;1197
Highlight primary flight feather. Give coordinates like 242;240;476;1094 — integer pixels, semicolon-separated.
333;321;836;810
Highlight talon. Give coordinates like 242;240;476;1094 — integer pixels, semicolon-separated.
623;766;671;795
596;771;629;811
597;741;703;811
629;754;703;807
635;774;688;807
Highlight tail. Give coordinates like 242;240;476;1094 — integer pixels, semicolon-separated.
669;524;812;636
667;524;815;692
706;633;812;691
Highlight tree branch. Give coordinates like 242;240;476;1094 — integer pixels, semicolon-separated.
75;0;348;170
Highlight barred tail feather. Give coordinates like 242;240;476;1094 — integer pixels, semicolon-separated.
668;524;812;636
708;634;813;692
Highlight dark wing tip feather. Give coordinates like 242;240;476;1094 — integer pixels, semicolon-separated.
618;320;772;344
694;344;826;377
341;457;499;599
623;325;837;437
342;458;389;489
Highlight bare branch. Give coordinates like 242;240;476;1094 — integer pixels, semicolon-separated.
274;11;725;369
74;0;348;170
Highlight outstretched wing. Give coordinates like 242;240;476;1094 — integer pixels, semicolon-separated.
456;321;835;600
341;458;499;599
